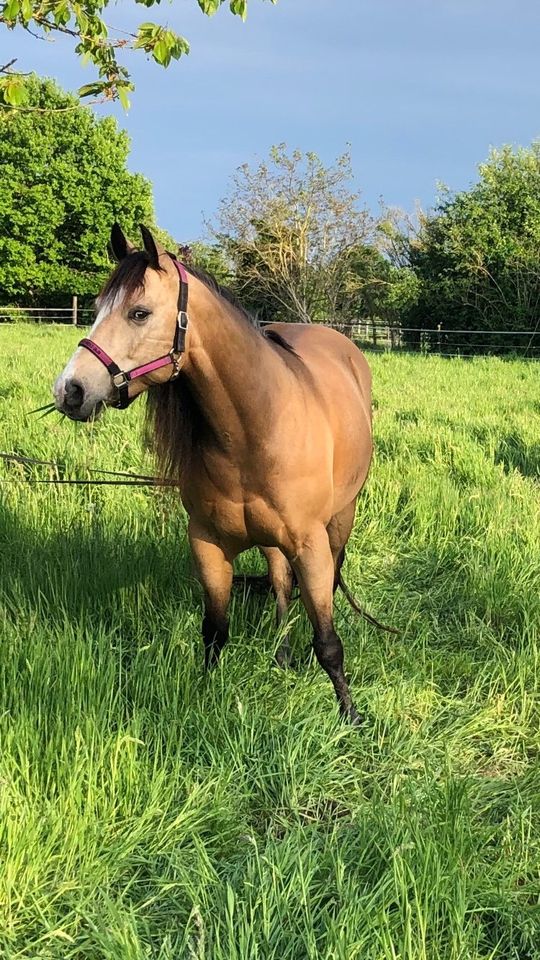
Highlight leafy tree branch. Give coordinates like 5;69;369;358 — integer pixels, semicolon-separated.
0;0;276;107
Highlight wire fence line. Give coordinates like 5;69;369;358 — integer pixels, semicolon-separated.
2;305;540;358
0;304;95;325
268;318;540;358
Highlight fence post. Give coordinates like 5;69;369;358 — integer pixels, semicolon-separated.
72;295;78;326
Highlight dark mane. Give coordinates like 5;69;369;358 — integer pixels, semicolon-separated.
98;251;161;306
185;264;298;355
100;252;296;360
184;263;259;329
145;373;210;484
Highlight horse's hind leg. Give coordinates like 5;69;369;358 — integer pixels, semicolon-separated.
189;521;236;670
289;527;360;725
262;547;294;667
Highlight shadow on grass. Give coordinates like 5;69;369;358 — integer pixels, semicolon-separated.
384;535;536;652
0;494;197;629
494;432;540;481
0;495;278;647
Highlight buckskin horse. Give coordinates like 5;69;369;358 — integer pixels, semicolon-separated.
53;224;377;724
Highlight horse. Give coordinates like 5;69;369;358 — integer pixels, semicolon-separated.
53;224;374;724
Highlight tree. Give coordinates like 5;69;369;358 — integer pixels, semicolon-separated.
215;145;374;324
0;75;173;305
0;0;277;108
346;243;419;344
404;144;540;354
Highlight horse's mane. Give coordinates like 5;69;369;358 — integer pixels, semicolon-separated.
184;263;259;329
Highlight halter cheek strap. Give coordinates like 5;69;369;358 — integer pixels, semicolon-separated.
78;258;189;410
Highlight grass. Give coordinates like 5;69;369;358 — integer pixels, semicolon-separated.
0;323;539;959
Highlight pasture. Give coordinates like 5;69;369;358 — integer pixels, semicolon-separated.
0;324;539;959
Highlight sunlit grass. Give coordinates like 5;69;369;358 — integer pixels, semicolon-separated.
0;325;539;958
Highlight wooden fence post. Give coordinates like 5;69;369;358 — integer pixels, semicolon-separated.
72;295;78;326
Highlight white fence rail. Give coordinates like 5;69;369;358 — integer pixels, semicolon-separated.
0;301;94;325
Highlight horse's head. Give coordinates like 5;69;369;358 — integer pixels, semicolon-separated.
53;224;187;421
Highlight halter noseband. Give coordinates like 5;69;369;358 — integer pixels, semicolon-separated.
78;258;189;410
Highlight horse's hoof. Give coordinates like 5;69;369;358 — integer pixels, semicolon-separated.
275;641;293;669
342;704;364;727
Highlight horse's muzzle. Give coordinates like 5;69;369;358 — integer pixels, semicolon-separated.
54;376;104;421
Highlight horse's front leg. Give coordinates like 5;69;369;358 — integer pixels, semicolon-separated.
188;521;236;669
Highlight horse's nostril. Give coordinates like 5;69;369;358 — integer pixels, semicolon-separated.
64;378;85;411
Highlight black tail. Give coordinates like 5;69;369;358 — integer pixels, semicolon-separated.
338;573;399;635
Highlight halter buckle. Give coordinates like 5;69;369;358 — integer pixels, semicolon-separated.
112;371;130;389
173;310;189;357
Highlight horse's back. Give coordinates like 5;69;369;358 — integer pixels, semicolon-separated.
266;322;371;415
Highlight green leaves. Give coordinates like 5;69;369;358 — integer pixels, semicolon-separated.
405;143;540;342
229;0;247;19
0;75;29;106
77;82;105;99
0;0;276;104
134;23;190;66
197;0;222;15
117;83;133;110
197;0;254;19
2;0;21;21
2;0;35;21
53;1;70;25
0;75;160;302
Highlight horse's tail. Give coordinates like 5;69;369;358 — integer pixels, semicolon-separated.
337;572;399;635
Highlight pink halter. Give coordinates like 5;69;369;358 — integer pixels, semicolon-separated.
78;258;189;409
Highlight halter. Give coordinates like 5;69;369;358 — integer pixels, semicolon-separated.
78;258;189;410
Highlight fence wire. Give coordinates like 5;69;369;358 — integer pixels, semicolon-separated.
2;308;539;358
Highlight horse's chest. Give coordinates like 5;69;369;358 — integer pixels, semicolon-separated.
183;485;281;547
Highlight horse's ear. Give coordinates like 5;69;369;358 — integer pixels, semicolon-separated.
140;224;165;269
110;223;135;261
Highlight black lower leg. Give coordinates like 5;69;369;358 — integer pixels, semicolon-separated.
202;611;229;669
312;625;361;725
275;640;292;668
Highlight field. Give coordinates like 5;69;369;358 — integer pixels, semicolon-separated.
0;324;539;959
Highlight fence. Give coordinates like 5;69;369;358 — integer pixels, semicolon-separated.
313;320;540;358
2;304;540;358
0;299;95;326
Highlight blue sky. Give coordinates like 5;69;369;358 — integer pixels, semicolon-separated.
3;0;540;241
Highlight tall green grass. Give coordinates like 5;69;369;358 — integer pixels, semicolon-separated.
0;325;538;959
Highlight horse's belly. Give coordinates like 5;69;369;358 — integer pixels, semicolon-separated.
331;404;373;510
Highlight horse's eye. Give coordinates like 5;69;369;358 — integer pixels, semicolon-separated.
130;309;150;324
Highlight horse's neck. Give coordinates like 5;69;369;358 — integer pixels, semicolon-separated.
183;288;282;450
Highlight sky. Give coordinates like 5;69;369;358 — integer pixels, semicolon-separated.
3;0;540;241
